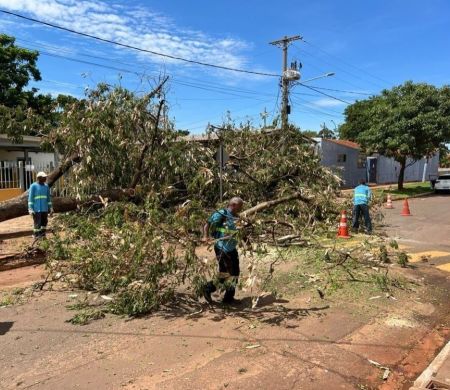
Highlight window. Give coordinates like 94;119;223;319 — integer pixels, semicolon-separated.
357;154;366;169
337;154;347;163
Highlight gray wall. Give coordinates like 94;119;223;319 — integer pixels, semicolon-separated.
317;139;366;188
375;153;440;184
316;138;440;187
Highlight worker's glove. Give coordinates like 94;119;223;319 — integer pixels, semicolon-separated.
28;209;34;215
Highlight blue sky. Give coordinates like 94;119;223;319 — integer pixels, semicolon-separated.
1;0;450;133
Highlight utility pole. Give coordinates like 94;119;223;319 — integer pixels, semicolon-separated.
260;107;268;128
270;35;302;130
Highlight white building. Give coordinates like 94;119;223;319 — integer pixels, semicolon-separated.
0;134;57;201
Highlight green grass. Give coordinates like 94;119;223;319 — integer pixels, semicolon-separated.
266;246;411;307
67;308;105;325
373;182;432;199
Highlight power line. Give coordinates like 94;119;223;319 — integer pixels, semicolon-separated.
295;42;386;90
19;36;351;111
15;36;161;75
23;43;349;125
296;98;346;115
303;85;373;96
26;47;277;101
0;9;280;78
298;83;352;105
290;96;344;118
302;38;392;86
291;92;345;114
292;43;381;92
16;38;283;100
179;98;273;129
172;80;272;101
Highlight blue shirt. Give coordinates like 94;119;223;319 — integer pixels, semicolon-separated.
28;182;52;213
354;184;371;205
208;208;238;252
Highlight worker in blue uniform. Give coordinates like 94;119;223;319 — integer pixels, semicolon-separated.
28;171;53;238
352;179;372;234
202;197;244;305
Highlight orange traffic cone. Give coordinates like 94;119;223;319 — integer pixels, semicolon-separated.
400;198;411;216
385;194;394;209
337;210;351;238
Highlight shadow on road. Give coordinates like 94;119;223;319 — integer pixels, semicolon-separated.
145;293;330;328
0;321;14;335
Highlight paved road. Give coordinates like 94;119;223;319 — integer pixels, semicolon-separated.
384;194;450;272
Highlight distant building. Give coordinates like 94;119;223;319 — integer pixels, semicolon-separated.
0;134;57;201
314;138;439;188
314;138;366;187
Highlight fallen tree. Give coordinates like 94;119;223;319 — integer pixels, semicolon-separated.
0;153;82;222
1;80;354;319
0;78;168;222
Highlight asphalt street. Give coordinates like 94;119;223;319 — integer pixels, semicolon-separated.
383;194;450;272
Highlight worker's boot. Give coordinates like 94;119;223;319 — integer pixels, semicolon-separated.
203;281;216;304
222;285;241;305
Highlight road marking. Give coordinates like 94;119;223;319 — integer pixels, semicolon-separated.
436;263;450;273
408;251;450;263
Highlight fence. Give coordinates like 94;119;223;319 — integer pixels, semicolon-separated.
0;160;108;201
0;161;53;190
0;161;75;200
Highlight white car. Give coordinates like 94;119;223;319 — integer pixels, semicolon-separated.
434;174;450;193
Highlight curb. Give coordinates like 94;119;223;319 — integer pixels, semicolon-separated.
411;341;450;389
389;192;435;201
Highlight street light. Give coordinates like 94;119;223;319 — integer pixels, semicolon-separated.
300;72;335;84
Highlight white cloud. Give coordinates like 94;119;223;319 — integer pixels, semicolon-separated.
0;0;251;74
312;98;346;107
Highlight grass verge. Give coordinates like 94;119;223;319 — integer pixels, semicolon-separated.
266;244;412;308
373;182;433;200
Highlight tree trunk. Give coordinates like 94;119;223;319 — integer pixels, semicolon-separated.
397;157;406;190
0;189;135;223
47;153;81;187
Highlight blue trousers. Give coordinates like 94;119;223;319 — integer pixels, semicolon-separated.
352;204;372;233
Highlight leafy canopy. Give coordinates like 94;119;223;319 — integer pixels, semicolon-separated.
0;34;76;141
0;34;41;104
339;81;450;188
340;81;450;160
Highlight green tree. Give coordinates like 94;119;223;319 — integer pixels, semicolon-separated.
318;123;336;139
301;129;319;138
340;81;450;189
0;34;72;141
0;34;41;107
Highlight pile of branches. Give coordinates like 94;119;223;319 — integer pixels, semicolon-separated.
2;80;350;318
44;201;210;316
